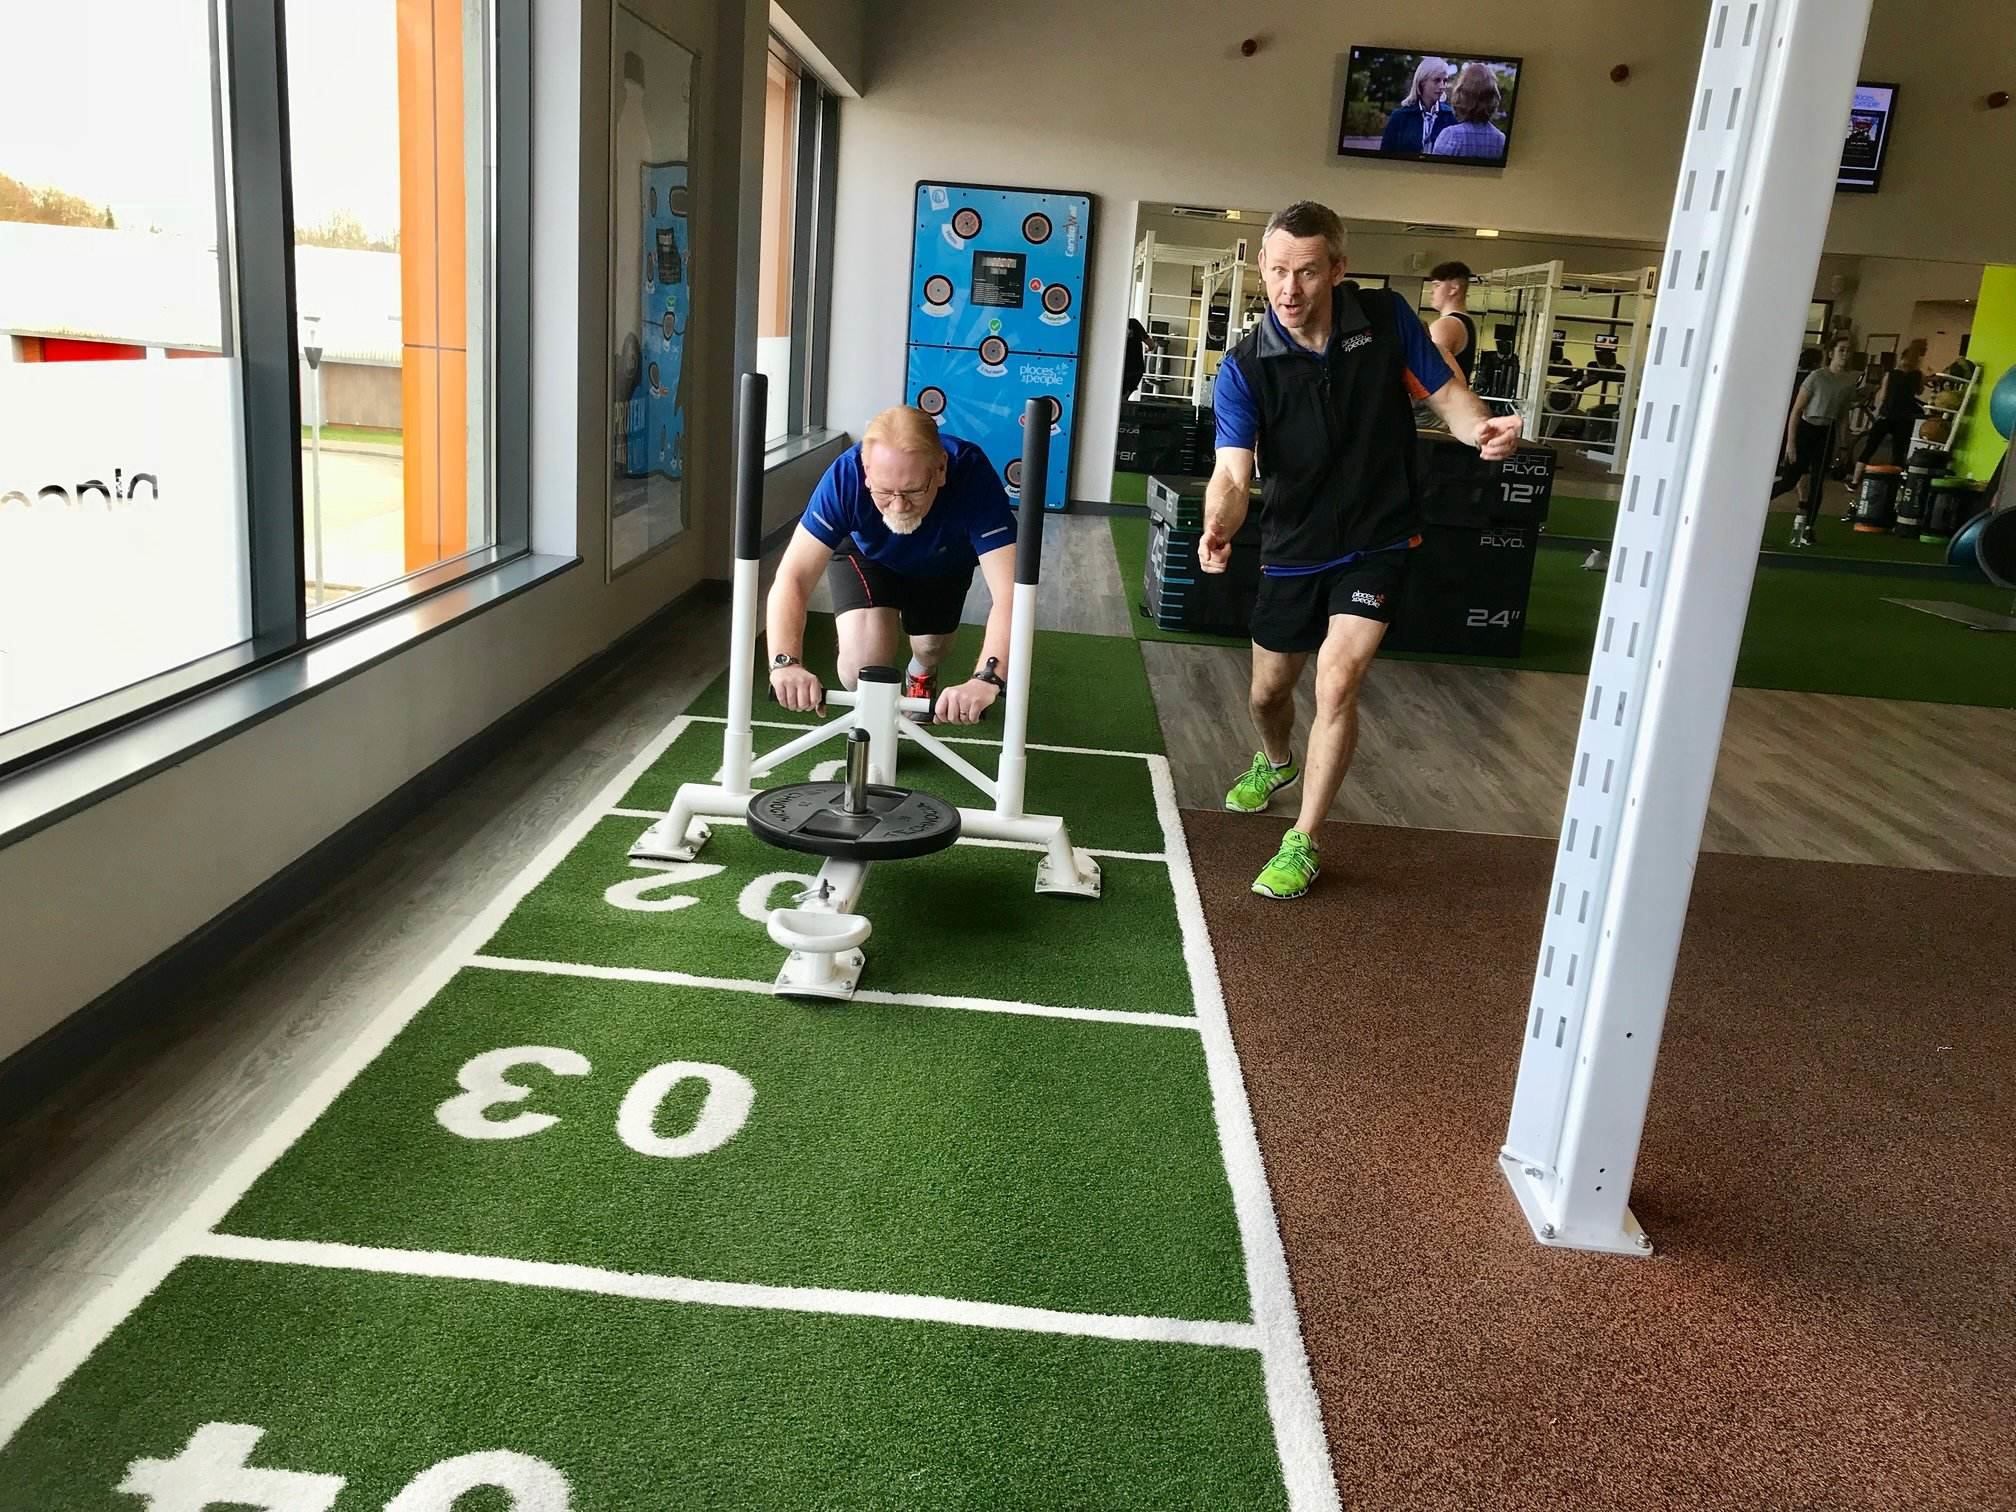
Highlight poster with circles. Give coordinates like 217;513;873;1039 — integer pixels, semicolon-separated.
905;182;1093;511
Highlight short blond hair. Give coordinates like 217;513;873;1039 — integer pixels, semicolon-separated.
862;406;944;456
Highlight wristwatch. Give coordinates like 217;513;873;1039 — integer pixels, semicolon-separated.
973;657;1007;692
771;653;800;670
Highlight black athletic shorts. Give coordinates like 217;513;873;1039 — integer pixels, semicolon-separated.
826;544;974;637
1250;548;1413;654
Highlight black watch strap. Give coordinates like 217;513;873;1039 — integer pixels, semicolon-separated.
974;656;1006;691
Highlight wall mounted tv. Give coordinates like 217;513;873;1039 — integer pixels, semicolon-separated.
1337;47;1525;168
1837;81;1897;193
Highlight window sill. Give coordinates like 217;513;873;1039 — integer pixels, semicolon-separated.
0;552;579;854
764;428;843;470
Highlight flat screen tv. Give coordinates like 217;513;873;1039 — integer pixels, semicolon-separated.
1337;46;1525;168
1837;81;1897;193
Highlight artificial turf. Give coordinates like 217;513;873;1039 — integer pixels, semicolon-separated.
221;970;1244;1319
485;817;1192;1014
0;611;1294;1506
0;1259;1285;1510
1108;515;2016;707
1543;491;1962;568
622;719;1168;854
688;614;1167;755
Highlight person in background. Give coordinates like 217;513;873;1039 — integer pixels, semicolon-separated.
1424;261;1477;384
1378;57;1454;155
1774;335;1856;547
1123;318;1149;401
1430;63;1509;160
1851;337;1928;485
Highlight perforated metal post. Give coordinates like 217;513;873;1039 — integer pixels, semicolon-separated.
1500;0;1873;1256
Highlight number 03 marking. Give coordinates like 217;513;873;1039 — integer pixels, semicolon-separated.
435;1048;754;1158
616;1061;755;1158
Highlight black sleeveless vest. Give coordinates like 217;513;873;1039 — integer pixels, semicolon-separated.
1223;287;1423;567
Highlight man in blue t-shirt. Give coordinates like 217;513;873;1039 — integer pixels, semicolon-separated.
1203;200;1520;900
766;405;1018;725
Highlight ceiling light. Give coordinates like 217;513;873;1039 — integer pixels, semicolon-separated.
1475;228;1501;238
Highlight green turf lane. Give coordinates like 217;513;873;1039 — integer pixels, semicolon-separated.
0;1258;1286;1510
220;970;1244;1320
688;614;1167;755
484;818;1191;1014
624;720;1167;855
1108;515;2015;705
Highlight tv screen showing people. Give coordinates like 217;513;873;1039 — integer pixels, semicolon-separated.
1837;81;1897;193
1337;47;1524;167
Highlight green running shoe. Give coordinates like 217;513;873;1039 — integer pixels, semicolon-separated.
1225;751;1300;814
1252;829;1319;900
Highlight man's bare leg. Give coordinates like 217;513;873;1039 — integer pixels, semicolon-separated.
1248;645;1306;765
905;631;953;676
835;607;902;689
1291;613;1388;835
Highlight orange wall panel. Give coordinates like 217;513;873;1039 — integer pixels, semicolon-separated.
397;0;471;573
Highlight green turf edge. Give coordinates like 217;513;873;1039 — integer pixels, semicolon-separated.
220;968;1243;1319
685;613;1168;755
483;818;1197;1016
0;1257;1288;1510
1108;515;2015;706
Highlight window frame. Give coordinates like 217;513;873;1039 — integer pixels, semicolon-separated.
764;36;839;445
0;0;532;785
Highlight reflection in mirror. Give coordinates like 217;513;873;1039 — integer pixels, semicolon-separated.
1115;201;1988;501
610;7;695;573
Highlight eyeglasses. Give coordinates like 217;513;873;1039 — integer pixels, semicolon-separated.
868;486;934;506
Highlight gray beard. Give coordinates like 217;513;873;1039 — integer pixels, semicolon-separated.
883;512;923;535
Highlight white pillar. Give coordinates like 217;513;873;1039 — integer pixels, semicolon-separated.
1499;0;1874;1256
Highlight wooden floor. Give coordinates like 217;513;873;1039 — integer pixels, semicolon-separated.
1145;641;2016;875
4;511;2012;1379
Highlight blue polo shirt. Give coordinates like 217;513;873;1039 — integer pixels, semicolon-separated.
1213;288;1452;452
801;433;1016;578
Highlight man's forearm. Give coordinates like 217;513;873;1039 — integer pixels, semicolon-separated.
1205;473;1250;540
977;600;1013;675
1439;385;1492;448
765;579;808;661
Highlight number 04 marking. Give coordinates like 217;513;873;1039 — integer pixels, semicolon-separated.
435;1048;754;1159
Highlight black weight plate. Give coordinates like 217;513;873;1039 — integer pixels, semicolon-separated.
746;783;962;861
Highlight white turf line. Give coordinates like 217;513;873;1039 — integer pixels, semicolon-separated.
1150;756;1342;1510
0;711;699;1447
0;712;1341;1509
603;807;1168;865
469;956;1203;1033
192;1234;1259;1352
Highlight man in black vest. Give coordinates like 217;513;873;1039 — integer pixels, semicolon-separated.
1202;201;1521;899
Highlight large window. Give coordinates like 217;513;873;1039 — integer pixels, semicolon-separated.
1;2;250;743
287;0;496;609
0;0;524;772
756;38;837;446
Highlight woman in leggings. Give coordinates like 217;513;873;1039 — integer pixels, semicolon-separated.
1851;338;1928;486
1775;336;1856;546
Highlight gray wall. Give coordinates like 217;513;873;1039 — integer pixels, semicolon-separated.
0;0;828;1065
828;0;2016;504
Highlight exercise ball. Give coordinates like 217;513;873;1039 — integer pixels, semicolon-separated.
1991;364;2016;441
1946;505;2016;590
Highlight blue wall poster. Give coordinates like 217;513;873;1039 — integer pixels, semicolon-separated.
905;181;1093;511
624;161;690;482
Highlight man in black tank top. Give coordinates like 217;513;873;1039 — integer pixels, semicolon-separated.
1201;205;1521;901
1425;260;1478;383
